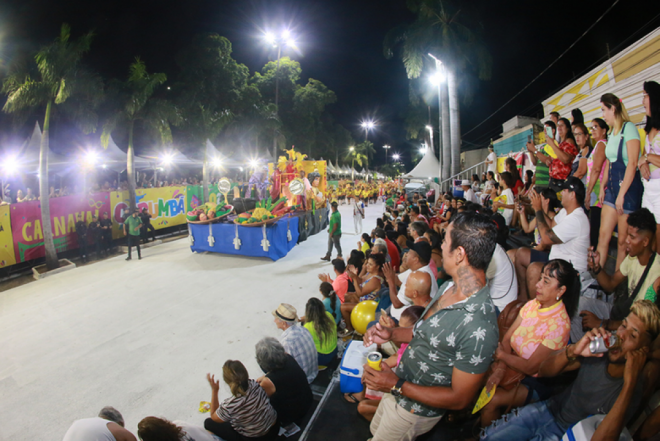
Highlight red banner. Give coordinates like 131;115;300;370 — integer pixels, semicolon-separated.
10;193;111;263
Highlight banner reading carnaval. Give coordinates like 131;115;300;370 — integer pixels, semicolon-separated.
0;205;17;268
10;193;111;263
110;186;187;239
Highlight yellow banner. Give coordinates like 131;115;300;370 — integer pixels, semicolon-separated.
0;204;16;268
110;187;187;239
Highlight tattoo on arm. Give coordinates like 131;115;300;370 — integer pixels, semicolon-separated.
535;210;563;244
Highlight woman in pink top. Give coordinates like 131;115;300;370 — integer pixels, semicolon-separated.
480;259;580;428
639;80;660;252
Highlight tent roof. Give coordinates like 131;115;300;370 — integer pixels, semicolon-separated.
17;122;75;176
401;150;440;179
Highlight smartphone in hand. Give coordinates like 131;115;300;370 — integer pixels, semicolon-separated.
545;126;553;139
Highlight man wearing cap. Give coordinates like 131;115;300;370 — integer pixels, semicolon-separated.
520;176;590;299
321;201;342;261
384;240;438;322
124;209;143;261
273;303;318;384
461;180;478;204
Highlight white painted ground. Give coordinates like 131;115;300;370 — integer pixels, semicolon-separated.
0;202;383;441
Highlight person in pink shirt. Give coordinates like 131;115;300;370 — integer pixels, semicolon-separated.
480;259;580;428
318;258;352;303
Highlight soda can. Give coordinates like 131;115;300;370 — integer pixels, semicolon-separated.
367;351;383;371
589;335;617;354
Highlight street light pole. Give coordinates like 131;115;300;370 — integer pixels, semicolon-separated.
273;45;282;161
383;144;391;164
429;53;444;185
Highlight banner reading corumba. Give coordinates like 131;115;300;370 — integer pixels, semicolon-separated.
10;193;111;263
110;187;187;239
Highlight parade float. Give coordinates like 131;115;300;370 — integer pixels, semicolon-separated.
187;148;330;260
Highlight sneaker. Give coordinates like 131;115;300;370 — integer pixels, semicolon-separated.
138;256;142;260
126;257;132;261
320;255;331;261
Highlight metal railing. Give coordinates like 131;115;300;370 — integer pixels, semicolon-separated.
439;160;489;191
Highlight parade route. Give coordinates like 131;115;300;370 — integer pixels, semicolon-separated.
0;202;382;441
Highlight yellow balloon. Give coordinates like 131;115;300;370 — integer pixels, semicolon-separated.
351;300;378;335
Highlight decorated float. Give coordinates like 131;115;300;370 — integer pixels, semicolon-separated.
187;148;330;260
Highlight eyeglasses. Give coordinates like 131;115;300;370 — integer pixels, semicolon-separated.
574;131;585;136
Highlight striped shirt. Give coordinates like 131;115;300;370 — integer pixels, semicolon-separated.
216;380;277;437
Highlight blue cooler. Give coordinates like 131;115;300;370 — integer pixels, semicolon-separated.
452;179;464;198
340;340;377;393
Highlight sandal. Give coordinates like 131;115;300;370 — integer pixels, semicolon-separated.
343;393;359;404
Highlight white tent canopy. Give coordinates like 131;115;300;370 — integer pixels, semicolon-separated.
18;122;73;175
401;149;440;179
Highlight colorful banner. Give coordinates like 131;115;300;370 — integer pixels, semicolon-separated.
10;193;111;263
0;205;16;268
110;187;187;239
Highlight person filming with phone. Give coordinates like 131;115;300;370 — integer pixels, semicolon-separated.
480;300;660;441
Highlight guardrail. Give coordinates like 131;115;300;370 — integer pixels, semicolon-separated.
439;160;489;191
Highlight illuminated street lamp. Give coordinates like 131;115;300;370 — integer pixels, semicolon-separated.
392;153;400;162
360;120;376;141
264;29;297;159
383;144;391;164
1;154;19;201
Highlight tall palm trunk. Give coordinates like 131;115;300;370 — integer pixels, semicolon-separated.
127;120;137;212
202;144;209;203
40;100;59;270
441;81;451;183
448;70;461;177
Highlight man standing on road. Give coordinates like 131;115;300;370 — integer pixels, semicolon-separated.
75;217;88;263
139;207;155;244
322;201;342;261
100;212;113;256
124;209;143;261
363;212;499;441
353;196;365;234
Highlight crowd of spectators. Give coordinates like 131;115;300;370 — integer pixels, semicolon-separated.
59;82;660;441
346;84;660;441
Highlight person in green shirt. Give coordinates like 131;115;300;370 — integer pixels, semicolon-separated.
321;201;342;260
124;209;143;260
527;121;556;189
302;298;337;367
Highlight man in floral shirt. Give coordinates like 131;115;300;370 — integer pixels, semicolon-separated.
364;212;499;441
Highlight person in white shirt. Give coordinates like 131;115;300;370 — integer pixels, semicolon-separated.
524;177;590;298
486;145;498;175
461;180;478;204
353;197;365;234
382;241;438;321
63;407;137;441
485;243;518;311
492;172;516;225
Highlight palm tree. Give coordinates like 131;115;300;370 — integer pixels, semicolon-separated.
384;0;492;177
2;24;102;270
101;58;180;212
350;141;376;169
345;150;367;181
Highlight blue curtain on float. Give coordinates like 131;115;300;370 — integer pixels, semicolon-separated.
189;216;300;261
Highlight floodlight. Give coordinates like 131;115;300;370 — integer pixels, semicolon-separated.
1;155;19;175
161;154;174;166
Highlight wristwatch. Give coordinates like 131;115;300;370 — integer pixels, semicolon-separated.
390;378;406;397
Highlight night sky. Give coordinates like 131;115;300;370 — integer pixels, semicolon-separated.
0;0;657;167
